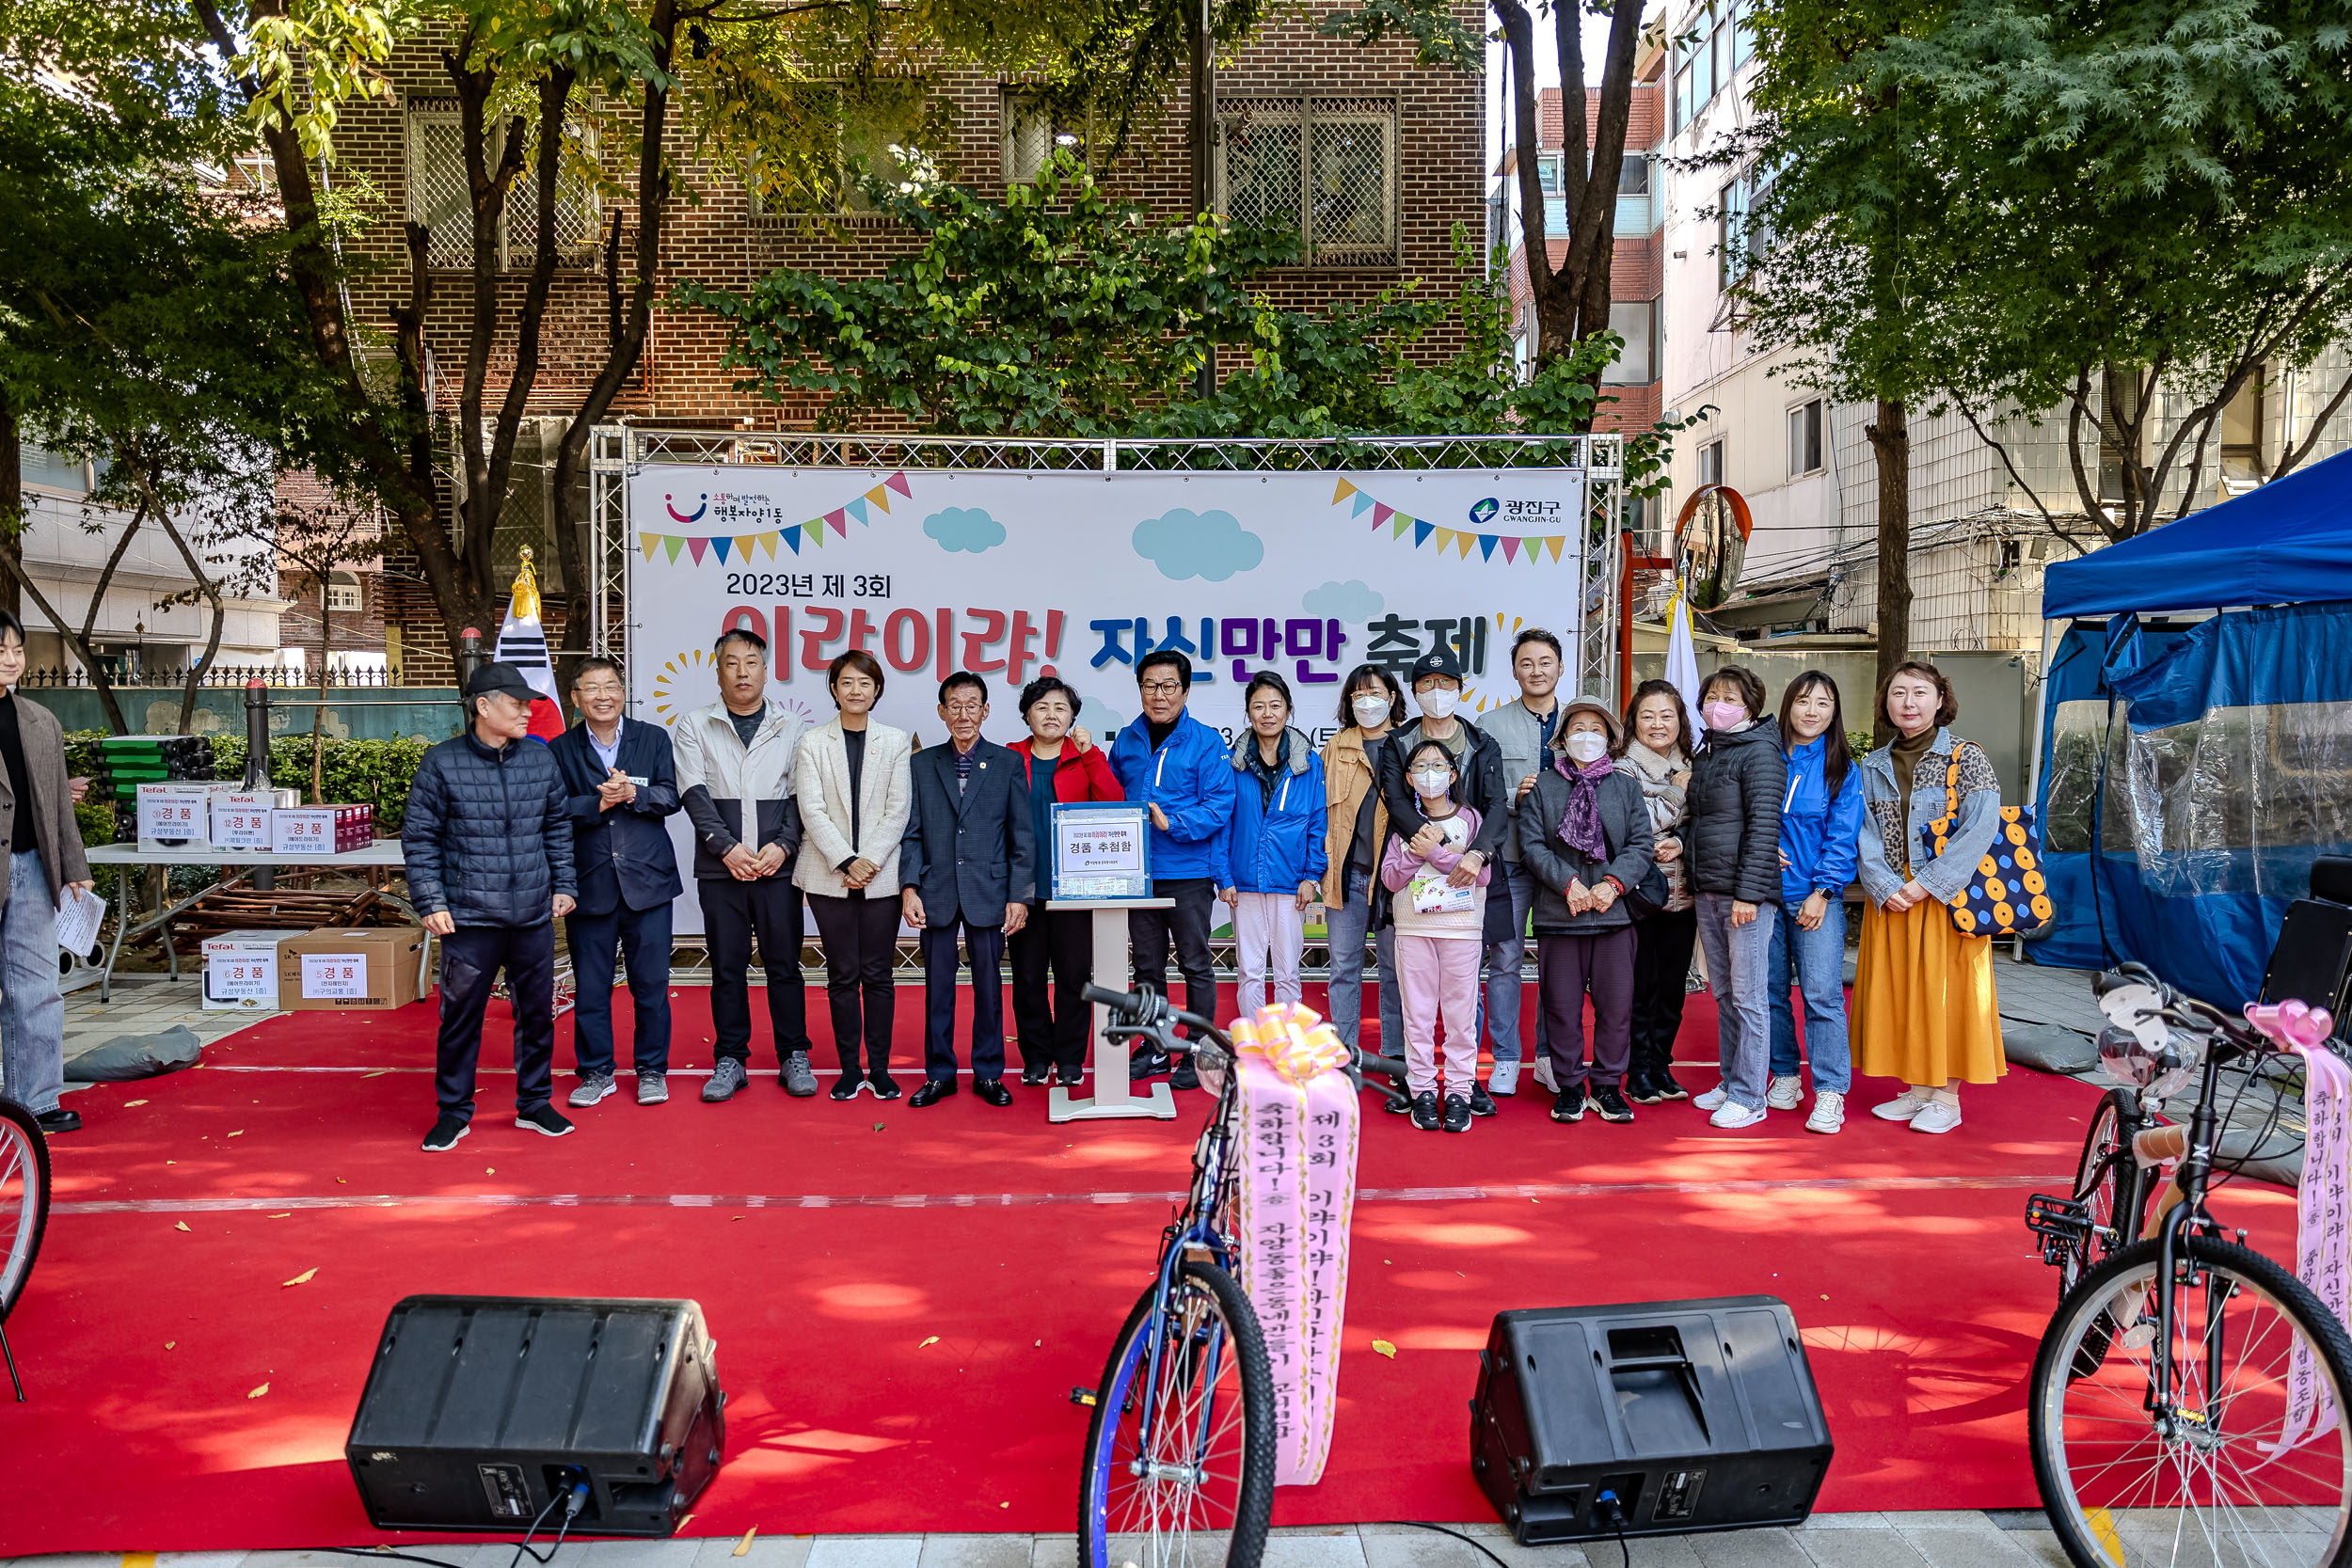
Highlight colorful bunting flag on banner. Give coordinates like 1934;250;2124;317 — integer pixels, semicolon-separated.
1328;480;1569;564
635;472;913;560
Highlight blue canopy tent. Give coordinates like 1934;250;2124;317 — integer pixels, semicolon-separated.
2030;447;2352;1005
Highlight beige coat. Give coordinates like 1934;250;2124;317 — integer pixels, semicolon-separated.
792;718;913;898
0;691;90;908
1319;726;1391;907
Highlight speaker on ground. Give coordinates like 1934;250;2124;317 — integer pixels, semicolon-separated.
346;1295;724;1537
1470;1295;1833;1544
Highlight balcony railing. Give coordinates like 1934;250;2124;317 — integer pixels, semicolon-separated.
19;664;400;689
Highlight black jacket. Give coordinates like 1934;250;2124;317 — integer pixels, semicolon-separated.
1374;715;1515;943
402;732;577;928
1517;766;1656;934
899;738;1037;927
548;718;685;918
1685;717;1788;904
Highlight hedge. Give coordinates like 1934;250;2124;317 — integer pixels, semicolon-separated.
66;732;432;838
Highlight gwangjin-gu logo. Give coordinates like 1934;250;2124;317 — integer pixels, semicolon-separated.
1468;497;1500;528
664;492;709;525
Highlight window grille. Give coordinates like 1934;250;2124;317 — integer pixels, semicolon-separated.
1216;96;1400;266
407;98;599;268
405;101;476;269
326;573;364;613
751;82;927;218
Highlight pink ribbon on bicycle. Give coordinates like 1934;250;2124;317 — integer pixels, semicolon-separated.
2249;1000;2348;1459
1231;1004;1360;1486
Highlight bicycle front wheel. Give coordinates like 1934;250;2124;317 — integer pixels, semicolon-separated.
2031;1234;2352;1568
0;1096;50;1319
1078;1259;1275;1568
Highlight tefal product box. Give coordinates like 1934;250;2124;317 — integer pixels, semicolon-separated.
278;927;429;1011
271;807;339;855
200;928;305;1011
210;788;298;854
135;784;215;854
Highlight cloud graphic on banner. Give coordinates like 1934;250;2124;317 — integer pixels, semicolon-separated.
1133;509;1263;582
1080;694;1126;736
1302;579;1384;621
923;506;1006;554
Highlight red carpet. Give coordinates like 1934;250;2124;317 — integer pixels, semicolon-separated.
0;983;2299;1551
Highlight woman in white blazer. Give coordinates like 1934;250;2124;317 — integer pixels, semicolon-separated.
795;650;914;1100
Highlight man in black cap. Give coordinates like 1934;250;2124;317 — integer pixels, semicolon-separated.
404;661;579;1152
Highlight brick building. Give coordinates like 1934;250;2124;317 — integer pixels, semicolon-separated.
325;5;1488;681
1489;76;1665;435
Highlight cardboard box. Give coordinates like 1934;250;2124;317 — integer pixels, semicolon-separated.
136;783;215;854
210;788;298;853
278;927;429;1011
271;807;339;855
200;928;305;1011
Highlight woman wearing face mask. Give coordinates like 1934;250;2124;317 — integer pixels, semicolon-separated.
1320;664;1406;1058
1765;672;1865;1133
1518;694;1655;1126
1379;738;1492;1133
1854;660;2006;1134
1216;672;1328;1019
1683;665;1788;1130
1617;680;1699;1103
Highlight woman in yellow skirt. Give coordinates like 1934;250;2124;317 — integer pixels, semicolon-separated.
1853;661;2005;1133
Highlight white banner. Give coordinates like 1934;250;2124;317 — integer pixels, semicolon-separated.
625;466;1593;933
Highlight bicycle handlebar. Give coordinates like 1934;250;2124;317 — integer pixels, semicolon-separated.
2098;964;2267;1053
1082;984;1225;1053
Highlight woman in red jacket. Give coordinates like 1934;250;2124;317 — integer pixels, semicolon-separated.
1009;675;1125;1085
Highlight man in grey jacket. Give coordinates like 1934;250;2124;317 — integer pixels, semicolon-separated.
0;610;95;1135
1474;628;1567;1097
674;627;816;1102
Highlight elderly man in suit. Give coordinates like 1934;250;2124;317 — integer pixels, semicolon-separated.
899;671;1035;1108
549;657;684;1109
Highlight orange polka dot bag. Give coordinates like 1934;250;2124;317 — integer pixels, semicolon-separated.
1918;744;2054;940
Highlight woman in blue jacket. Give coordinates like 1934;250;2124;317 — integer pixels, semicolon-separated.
1215;672;1329;1019
1766;671;1865;1133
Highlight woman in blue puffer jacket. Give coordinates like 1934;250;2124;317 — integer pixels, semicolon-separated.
1214;672;1329;1018
1766;671;1866;1134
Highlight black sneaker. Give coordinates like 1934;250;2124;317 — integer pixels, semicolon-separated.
421;1115;469;1152
1409;1090;1441;1131
1550;1085;1587;1123
1130;1048;1172;1081
1020;1061;1050;1086
1653;1069;1691;1101
1592;1085;1635;1123
1170;1056;1200;1092
1469;1084;1497;1118
516;1104;574;1138
1442;1093;1473;1133
869;1072;904;1101
1626;1070;1666;1105
829;1072;865;1101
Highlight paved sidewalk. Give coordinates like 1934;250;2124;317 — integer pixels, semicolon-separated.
0;1513;2075;1568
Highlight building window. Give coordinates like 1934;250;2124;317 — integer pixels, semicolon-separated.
405;99;598;269
1217;97;1400;266
1674;1;1751;133
751;81;927;218
1619;153;1650;196
1698;437;1724;489
1718;176;1750;288
326;572;363;614
1603;300;1657;385
1003;89;1085;184
20;442;92;496
1787;399;1824;476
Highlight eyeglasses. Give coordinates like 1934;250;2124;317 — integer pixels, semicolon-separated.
1139;680;1184;695
944;702;985;718
576;683;624;696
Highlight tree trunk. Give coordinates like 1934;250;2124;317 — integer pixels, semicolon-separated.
1866;396;1913;744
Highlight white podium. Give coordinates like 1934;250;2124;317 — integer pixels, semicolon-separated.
1046;897;1178;1123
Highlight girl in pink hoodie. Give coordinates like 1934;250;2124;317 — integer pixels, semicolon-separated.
1381;738;1493;1132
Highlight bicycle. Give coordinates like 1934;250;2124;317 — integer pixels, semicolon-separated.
1073;983;1275;1568
2023;964;2352;1568
0;1093;50;1402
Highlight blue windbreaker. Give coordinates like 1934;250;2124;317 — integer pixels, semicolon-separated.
1108;709;1238;880
1779;732;1865;903
1211;727;1329;894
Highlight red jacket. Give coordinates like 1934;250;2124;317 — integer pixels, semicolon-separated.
1014;738;1124;803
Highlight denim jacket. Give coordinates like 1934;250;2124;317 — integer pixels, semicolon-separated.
1854;726;2002;908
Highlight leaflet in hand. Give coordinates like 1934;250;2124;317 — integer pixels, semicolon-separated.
56;888;105;958
1406;869;1476;915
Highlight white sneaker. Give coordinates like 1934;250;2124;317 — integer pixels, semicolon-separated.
1910;1098;1963;1134
1531;1054;1558;1093
1490;1059;1520;1097
1693;1085;1729;1111
1871;1088;1932;1122
1766;1074;1806;1111
1709;1100;1767;1130
1804;1090;1845;1134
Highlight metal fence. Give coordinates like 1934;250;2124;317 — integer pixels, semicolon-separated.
19;664;397;689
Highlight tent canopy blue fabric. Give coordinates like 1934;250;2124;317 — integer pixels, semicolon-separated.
2041;446;2352;617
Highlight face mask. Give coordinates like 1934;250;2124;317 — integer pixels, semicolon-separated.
1417;688;1458;721
1352;695;1391;727
1565;732;1609;765
1411;768;1452;800
1703;701;1749;733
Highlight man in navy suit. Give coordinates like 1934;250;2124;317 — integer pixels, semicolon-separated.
548;657;684;1108
899;671;1035;1107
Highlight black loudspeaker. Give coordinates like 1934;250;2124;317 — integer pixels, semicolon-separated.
1470;1296;1833;1544
2260;899;2352;1031
346;1296;724;1537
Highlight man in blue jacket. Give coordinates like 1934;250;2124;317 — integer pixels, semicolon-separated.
548;657;683;1110
404;662;578;1153
899;672;1034;1106
1109;648;1235;1089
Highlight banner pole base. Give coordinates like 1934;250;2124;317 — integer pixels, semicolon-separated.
1049;901;1182;1124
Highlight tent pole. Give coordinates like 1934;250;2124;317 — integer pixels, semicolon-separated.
2017;615;2063;964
